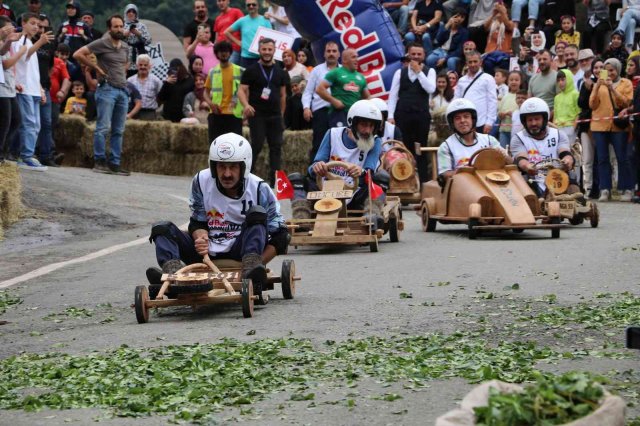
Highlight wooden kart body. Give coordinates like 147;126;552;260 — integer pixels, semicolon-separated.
539;167;599;228
379;140;421;204
416;148;564;239
134;257;299;323
287;161;404;252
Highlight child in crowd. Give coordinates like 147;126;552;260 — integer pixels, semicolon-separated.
510;89;528;138
64;81;87;117
555;15;580;48
285;75;310;130
55;43;81;83
498;71;524;149
553;69;580;143
494;68;508;101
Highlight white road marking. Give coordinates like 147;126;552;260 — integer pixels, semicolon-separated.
0;194;191;288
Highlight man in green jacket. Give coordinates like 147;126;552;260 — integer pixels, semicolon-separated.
204;40;245;143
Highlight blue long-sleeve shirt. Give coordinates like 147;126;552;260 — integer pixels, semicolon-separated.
308;128;382;177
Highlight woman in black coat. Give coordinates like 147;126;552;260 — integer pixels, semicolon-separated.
158;59;195;123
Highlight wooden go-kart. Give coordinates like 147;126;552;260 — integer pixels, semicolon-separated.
379;140;421;205
415;148;565;239
534;158;599;228
134;255;298;323
286;161;403;252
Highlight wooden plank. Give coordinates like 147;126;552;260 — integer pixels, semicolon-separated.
307;190;353;200
473;224;565;230
291;234;377;245
287;217;367;223
161;271;240;281
312;211;340;237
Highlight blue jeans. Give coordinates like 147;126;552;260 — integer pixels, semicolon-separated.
511;0;545;22
499;131;511;149
389;6;410;34
17;94;41;159
616;8;640;47
425;48;461;71
592;131;633;191
37;91;53;161
94;84;128;166
404;26;439;56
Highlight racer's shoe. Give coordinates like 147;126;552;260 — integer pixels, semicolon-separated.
146;267;162;284
162;259;187;274
242;253;266;297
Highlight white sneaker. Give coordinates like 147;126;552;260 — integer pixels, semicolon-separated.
620;189;633;202
17;157;48;172
598;189;610;202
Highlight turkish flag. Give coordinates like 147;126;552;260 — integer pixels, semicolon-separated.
275;170;294;200
366;170;384;200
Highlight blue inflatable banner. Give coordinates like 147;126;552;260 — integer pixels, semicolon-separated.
272;0;405;99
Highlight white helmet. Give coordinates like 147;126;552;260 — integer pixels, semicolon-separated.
209;132;253;178
446;98;477;135
519;97;550;136
347;99;382;133
369;97;388;113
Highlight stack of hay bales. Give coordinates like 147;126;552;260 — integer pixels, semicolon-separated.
0;163;22;240
54;116;313;179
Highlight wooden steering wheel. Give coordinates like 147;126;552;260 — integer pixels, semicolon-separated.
467;148;507;170
316;160;360;190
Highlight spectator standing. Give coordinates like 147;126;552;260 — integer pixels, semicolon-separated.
602;30;629;68
16;0;42;26
182;73;209;124
183;0;214;52
81;11;102;41
428;71;454;146
527;49;556;110
213;0;244;65
49;43;71;159
127;54;162;120
498;71;524;149
186;24;218;76
564;44;584;90
13;13;53;171
316;48;370;127
0;2;15;23
56;2;91;59
583;0;612;55
264;0;302;52
64;81;87;116
404;0;444;55
189;55;204;77
284;75;310;130
447;69;458;88
577;57;602;199
426;9;468;72
123;4;151;78
553;69;580;144
0;17;23;164
238;38;289;186
204;41;244;142
282;49;309;82
158;58;195;122
589;58;633;202
74;14;131;176
302;41;340;162
454;51;497;134
615;0;640;51
380;0;410;36
388;43;436;182
297;48;314;71
553;41;568;70
627;56;640;90
225;0;272;69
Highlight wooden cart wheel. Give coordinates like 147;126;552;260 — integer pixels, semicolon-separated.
241;279;254;318
421;205;436;232
569;216;584;226
391;158;414;181
389;217;399;242
134;285;150;324
281;259;296;300
468;218;480;240
590;203;599;228
369;239;379;252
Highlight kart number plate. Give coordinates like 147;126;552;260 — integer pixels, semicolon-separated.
546;201;575;217
307;190;353;200
162;272;240;281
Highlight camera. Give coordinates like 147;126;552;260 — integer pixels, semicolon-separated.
129;24;137;30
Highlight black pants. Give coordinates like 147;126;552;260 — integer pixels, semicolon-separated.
395;110;430;183
134;109;158;121
248;113;283;186
310;107;329;163
583;22;611;55
0;97;21;161
208;113;243;143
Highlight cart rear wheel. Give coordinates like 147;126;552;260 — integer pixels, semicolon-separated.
369;239;379;252
569;216;584;226
389;217;400;242
590;203;599;228
421;206;436;232
281;259;296;300
241;279;254;318
134;285;150;324
468;218;479;240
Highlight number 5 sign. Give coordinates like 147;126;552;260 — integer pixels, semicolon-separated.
248;27;295;61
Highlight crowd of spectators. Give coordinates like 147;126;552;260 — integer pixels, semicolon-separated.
0;0;639;202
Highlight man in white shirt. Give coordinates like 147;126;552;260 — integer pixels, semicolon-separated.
302;41;340;163
564;44;583;91
127;54;162;120
454;50;497;135
13;12;53;171
387;43;436;183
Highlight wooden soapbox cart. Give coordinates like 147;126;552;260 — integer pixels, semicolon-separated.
286;161;403;252
134;255;298;323
379;140;421;205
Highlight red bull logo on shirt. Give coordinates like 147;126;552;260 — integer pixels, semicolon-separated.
207;209;225;227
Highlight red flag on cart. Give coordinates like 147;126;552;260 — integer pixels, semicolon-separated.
366;170;384;200
275;170;294;200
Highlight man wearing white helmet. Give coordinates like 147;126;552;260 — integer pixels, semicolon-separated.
369;97;403;145
437;98;505;179
510;97;574;196
145;133;289;297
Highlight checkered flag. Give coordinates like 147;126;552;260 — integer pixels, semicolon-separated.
152;62;170;81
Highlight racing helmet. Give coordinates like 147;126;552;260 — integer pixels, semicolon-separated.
347;99;382;135
446;98;477;136
519;97;549;136
369;98;389;135
209;132;253;179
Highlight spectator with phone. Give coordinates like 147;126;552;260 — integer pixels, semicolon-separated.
183;0;214;53
0;16;24;165
158;58;195;122
56;2;91;60
123;4;152;78
186;24;218;76
426;9;468;72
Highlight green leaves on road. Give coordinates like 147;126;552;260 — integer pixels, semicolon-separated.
0;290;22;316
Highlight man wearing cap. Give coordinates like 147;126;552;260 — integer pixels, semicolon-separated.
56;1;91;59
82;11;102;41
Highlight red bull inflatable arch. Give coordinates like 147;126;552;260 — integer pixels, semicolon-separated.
272;0;405;99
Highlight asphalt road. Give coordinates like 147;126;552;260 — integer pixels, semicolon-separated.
1;166;639;425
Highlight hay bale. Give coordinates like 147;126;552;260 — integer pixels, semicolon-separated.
124;120;173;153
169;123;209;153
0;163;22;240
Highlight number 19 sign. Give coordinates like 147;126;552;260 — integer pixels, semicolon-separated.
248;27;295;61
